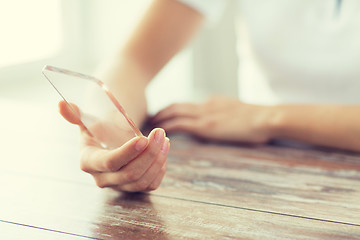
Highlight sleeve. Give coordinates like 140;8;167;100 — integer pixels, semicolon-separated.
175;0;227;24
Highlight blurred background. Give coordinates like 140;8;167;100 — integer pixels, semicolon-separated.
0;0;239;181
0;0;239;113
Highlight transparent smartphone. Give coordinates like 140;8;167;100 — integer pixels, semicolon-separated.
42;65;143;149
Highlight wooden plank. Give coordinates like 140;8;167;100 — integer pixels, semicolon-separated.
1;100;360;235
154;134;360;225
0;220;96;240
0;172;359;240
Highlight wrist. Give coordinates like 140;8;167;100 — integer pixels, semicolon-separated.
99;56;149;127
257;105;286;141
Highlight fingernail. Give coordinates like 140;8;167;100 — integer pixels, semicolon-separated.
135;137;148;151
161;138;170;153
155;129;165;144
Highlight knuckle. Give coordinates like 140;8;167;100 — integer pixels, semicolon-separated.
94;178;106;189
148;183;159;191
104;159;116;172
97;183;106;189
125;170;141;182
79;161;90;173
148;182;160;191
135;180;148;191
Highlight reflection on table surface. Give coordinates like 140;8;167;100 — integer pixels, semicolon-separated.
0;100;359;239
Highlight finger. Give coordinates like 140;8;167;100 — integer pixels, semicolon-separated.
59;100;96;142
58;101;82;125
157;117;201;135
92;128;166;188
146;159;167;191
151;103;199;124
111;162;167;192
121;137;169;192
80;136;148;173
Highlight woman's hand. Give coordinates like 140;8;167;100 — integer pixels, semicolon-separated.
151;96;273;144
59;101;169;192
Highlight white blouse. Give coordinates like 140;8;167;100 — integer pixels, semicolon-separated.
178;0;360;105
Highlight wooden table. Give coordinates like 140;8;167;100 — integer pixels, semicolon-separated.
0;99;359;239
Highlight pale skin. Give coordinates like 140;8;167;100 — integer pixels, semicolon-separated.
152;96;360;152
60;0;360;192
59;0;203;192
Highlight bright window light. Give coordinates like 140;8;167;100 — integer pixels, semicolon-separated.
0;0;62;67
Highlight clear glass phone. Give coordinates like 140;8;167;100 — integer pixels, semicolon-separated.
42;65;143;149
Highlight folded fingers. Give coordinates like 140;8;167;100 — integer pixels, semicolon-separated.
152;103;200;124
80;135;148;173
121;138;169;192
91;128;167;190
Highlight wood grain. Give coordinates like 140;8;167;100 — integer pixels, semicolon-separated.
0;220;95;240
0;172;359;240
1;100;360;239
155;134;360;225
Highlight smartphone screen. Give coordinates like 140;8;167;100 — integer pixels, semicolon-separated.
42;65;143;149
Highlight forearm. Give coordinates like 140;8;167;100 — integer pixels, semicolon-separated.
97;0;204;127
121;0;204;80
266;105;360;151
97;57;149;127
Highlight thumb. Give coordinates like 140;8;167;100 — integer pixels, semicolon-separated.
58;100;89;134
59;101;101;148
58;100;82;125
